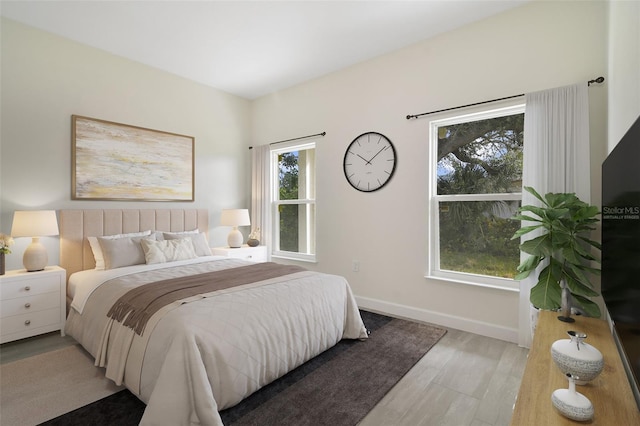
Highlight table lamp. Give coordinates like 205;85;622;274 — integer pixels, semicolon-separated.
220;209;250;248
11;210;59;271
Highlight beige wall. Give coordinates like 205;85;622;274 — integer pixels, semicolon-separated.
608;0;640;148
251;0;609;341
0;18;252;271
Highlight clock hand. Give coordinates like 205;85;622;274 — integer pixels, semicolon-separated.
367;146;387;163
356;153;372;165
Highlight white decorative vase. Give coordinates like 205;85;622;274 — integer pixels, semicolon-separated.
551;373;594;421
551;331;604;384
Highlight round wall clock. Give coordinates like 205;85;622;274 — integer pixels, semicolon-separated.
343;131;397;192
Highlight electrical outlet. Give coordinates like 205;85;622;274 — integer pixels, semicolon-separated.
352;260;360;272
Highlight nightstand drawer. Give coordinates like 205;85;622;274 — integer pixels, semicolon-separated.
211;245;267;263
0;275;60;300
1;292;60;318
232;247;267;262
1;307;61;336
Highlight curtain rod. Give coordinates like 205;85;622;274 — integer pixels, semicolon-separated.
249;132;326;149
406;76;605;120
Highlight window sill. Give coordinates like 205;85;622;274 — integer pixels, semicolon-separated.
271;253;317;264
425;272;520;293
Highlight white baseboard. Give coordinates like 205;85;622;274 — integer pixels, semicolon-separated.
356;295;518;344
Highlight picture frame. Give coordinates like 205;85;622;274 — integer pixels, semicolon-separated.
72;115;195;201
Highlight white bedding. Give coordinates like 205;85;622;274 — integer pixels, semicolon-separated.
68;255;226;312
65;258;368;425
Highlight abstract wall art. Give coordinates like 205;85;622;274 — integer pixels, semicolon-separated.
72;115;194;201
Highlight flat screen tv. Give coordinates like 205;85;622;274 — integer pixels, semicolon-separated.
602;115;640;409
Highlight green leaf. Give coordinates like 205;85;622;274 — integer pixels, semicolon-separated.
520;234;552;256
575;205;600;221
561;247;582;265
571;294;601;318
515;255;542;279
543;208;570;222
511;213;544;223
577;235;602;251
524;186;546;205
530;267;562;310
565;275;599;297
516;205;550;219
511;225;543;240
570;241;597;261
566;263;595;289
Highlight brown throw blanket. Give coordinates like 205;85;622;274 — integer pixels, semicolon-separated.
107;262;305;335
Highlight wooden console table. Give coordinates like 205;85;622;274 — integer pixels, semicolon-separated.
510;310;640;425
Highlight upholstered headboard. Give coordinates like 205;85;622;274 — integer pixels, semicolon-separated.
59;209;209;281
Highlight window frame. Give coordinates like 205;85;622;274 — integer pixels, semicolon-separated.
426;102;525;292
270;140;317;263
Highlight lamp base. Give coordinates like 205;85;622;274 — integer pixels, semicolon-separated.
23;237;48;272
227;228;244;248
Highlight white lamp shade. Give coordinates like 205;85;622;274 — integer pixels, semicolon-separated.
11;210;59;237
11;210;59;272
220;209;250;248
220;209;251;227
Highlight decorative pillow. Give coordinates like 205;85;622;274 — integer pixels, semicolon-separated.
159;229;199;238
97;234;155;270
162;232;211;256
89;230;152;270
141;238;198;264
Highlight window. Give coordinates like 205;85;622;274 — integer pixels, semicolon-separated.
428;103;524;290
271;141;316;262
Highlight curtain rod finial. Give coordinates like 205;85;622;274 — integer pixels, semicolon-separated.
588;76;605;86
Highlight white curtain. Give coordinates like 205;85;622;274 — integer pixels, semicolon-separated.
518;83;590;347
250;144;272;260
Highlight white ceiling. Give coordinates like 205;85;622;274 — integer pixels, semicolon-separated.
1;1;529;99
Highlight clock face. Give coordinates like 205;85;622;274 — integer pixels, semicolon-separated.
343;132;396;192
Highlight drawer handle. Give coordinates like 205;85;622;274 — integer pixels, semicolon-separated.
24;286;31;291
24;320;31;326
24;303;31;309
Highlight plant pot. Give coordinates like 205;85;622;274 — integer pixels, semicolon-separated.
530;304;540;337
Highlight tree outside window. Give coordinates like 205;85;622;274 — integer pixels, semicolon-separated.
429;104;524;288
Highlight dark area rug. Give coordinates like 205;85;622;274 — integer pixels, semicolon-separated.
40;311;446;426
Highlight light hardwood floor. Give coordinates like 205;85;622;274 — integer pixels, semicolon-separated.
1;323;528;426
361;326;529;426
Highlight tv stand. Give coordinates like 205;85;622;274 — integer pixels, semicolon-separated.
510;310;640;424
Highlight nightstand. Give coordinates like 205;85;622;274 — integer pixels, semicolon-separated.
211;245;267;263
0;266;66;344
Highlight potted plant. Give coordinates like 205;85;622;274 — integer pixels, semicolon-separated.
512;186;601;322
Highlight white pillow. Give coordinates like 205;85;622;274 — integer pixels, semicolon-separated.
141;238;198;264
97;234;156;270
157;229;198;241
88;230;152;270
162;231;211;256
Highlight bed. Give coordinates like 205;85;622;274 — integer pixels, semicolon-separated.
60;209;368;425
